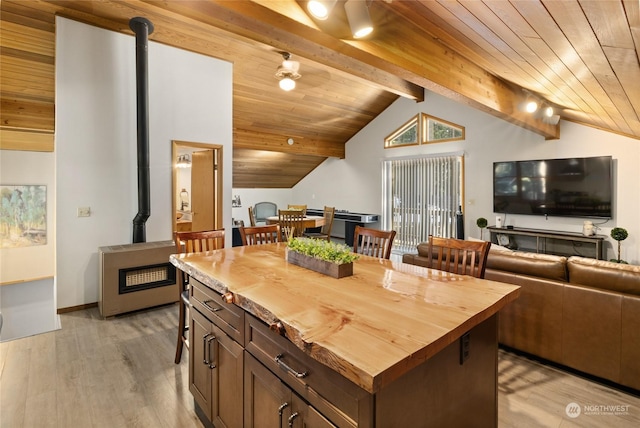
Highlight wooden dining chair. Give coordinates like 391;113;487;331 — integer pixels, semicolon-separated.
426;235;491;278
248;206;256;226
303;206;335;241
278;209;305;241
173;229;225;364
239;224;281;245
287;204;307;215
353;226;397;260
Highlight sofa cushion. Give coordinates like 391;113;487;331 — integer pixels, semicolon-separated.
486;250;568;282
621;295;640;390
492;273;565;363
567;256;640;296
416;242;430;257
562;283;622;383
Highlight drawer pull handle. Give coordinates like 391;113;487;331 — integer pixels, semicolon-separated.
207;335;216;369
275;354;308;378
202;333;211;365
278;402;289;428
203;299;223;312
288;412;299;428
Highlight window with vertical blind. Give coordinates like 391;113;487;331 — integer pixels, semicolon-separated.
382;154;464;253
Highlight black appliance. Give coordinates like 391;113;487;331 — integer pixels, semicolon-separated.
493;156;613;219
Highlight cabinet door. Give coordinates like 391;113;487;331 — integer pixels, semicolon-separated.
212;322;244;428
190;309;213;420
289;395;338;428
299;402;338;428
244;353;292;428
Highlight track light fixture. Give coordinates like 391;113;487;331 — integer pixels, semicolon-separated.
345;0;374;38
518;90;561;124
541;105;561;125
307;0;337;20
524;96;539;113
518;90;540;114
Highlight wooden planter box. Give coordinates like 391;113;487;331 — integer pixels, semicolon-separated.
285;249;353;278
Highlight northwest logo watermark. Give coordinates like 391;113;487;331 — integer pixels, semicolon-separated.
565;402;631;418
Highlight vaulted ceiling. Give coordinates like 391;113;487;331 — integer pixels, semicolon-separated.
3;1;639;188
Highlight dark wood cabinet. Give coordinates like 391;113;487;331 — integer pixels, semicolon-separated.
190;295;244;427
244;353;337;428
190;308;213;420
176;244;519;428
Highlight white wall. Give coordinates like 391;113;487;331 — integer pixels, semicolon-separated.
0;279;60;341
0;151;56;282
292;91;640;263
230;188;293;225
0;151;59;341
56;17;233;309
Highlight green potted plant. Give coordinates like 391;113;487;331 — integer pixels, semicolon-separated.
610;227;629;264
476;217;488;240
286;237;359;278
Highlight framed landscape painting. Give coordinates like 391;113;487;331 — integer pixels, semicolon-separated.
0;185;47;248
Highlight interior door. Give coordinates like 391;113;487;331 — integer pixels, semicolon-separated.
191;149;216;232
172;141;223;235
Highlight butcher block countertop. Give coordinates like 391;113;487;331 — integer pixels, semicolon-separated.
170;243;520;393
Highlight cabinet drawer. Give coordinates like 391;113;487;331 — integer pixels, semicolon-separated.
245;314;372;427
190;278;244;345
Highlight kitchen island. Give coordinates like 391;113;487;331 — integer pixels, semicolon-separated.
170;243;520;427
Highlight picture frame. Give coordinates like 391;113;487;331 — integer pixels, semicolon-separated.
0;184;47;248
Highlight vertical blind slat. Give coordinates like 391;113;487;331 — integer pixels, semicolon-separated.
384;154;462;252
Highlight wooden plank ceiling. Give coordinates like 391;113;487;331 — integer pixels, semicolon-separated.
2;1;638;188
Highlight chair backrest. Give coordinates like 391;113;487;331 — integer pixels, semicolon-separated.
253;202;278;223
353;226;396;260
427;236;491;278
247;206;257;227
287;204;307;216
240;224;281;245
174;229;226;254
278;209;305;241
321;206;335;236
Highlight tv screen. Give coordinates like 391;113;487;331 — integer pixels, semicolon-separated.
493;156;612;218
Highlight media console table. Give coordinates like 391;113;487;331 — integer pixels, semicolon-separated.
488;226;606;259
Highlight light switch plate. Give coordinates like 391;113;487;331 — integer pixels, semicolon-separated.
77;207;91;217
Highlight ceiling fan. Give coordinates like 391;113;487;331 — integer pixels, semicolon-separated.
274;52;301;91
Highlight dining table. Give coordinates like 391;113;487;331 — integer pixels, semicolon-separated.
265;214;325;229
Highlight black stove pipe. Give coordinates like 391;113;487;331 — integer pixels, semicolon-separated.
129;17;154;243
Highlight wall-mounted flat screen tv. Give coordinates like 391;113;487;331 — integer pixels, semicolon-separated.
493;156;612;219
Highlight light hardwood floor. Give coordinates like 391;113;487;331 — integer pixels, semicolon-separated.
1;304;638;428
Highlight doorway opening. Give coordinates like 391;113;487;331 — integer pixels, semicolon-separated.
172;140;223;234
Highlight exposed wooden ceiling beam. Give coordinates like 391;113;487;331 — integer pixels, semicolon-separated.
234;129;344;159
149;0;559;139
145;0;424;102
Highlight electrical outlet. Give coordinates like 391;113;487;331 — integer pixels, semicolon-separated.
460;332;470;365
77;207;91;217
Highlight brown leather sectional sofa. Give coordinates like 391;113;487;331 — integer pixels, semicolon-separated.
402;244;640;391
